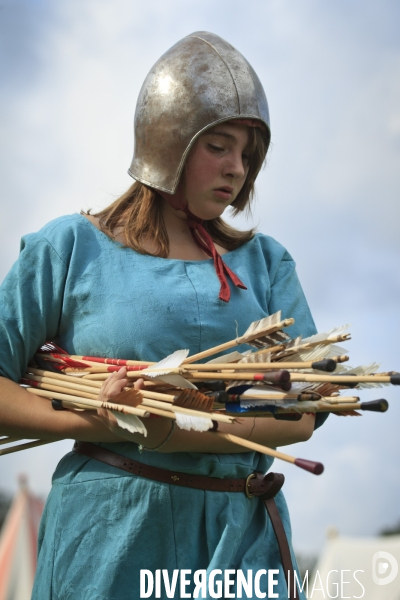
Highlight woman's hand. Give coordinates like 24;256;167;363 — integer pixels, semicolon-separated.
98;367;131;404
96;367;148;441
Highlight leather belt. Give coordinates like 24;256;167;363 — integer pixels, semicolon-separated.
73;441;298;599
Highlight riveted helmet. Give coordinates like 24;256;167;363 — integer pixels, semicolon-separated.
128;31;271;193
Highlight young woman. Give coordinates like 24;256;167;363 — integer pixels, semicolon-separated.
0;32;325;599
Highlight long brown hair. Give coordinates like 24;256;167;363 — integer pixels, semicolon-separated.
89;127;268;256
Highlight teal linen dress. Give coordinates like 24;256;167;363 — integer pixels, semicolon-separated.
0;214;323;599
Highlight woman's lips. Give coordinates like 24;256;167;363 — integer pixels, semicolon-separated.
213;187;233;201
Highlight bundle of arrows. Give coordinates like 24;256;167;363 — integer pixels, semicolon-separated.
3;311;398;475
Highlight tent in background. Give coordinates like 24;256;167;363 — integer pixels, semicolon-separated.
0;476;44;600
308;529;400;599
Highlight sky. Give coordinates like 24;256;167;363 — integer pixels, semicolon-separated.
0;0;399;558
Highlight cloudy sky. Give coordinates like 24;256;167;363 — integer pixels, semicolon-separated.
0;0;399;558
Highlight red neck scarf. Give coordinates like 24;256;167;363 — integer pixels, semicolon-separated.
157;186;247;303
156;119;267;301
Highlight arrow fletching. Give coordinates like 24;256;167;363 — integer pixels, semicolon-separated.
237;311;294;348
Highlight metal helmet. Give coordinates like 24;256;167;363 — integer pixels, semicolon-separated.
128;31;270;194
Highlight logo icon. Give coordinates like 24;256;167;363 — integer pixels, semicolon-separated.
372;551;398;586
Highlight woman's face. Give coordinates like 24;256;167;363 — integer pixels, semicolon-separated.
184;123;251;220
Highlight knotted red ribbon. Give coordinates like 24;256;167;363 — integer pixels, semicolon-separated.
154;118;268;301
157;188;247;302
183;206;247;302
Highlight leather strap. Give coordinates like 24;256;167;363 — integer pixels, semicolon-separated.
73;441;247;492
73;441;298;597
260;474;297;600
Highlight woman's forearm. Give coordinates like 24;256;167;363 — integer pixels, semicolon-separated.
0;376;121;441
0;376;179;446
158;414;316;453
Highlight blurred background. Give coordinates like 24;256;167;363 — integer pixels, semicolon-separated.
0;0;399;574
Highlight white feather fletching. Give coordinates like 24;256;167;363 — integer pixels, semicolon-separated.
336;362;381;374
237;383;318;397
143;349;189;376
335;363;385;389
151;374;198;389
141;349;196;388
238;351;272;364
301;325;351;345
276;343;349;363
295;382;334;393
241;311;282;338
244;336;301;362
68;373;89;378
207;351;245;364
175;413;213;431
240;385;281;397
290;382;318;393
111;412;148;436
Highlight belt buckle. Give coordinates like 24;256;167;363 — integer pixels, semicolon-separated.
245;473;256;498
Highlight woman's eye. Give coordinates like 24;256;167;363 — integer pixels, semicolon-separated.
208;144;224;152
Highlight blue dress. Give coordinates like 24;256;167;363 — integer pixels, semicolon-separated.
0;214;323;599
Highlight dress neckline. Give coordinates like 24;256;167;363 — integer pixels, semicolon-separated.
77;212;251;265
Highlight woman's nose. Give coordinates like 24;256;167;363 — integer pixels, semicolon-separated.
222;151;247;179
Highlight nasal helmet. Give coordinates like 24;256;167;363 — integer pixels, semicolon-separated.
128;31;271;194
